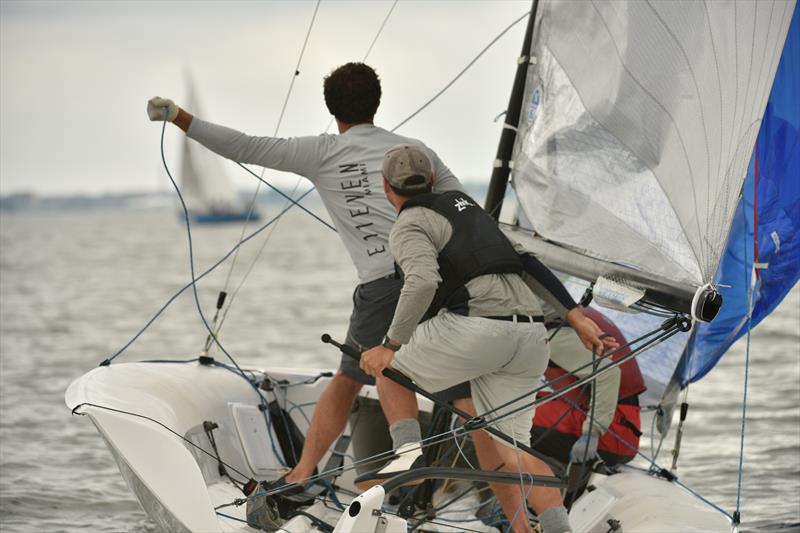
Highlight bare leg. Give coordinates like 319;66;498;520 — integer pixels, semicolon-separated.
454;398;533;533
375;374;418;424
491;439;563;515
285;370;362;484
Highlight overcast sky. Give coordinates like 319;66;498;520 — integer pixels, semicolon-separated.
0;0;531;196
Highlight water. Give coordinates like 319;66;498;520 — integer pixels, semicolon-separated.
1;209;798;532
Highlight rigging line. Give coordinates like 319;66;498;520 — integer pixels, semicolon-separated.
559;395;734;521
507;447;535;533
103;188;314;364
733;194;757;527
574;346;600;496
290;325;684;487
268;323;680;495
379;508;490;533
209;0;323;349
485;323;686;428
72;402;252;481
389;9;530;132
289;328;681;491
236;164;336;231
118;118;295;463
211;181;321;345
324;0;399;134
276;0;322;138
156;117;249;379
477;320;682;420
217;1;398;339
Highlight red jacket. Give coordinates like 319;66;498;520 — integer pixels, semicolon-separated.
533;309;645;461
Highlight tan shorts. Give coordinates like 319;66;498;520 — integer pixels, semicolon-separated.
392;312;550;443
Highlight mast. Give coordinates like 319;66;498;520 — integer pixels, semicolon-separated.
484;0;539;221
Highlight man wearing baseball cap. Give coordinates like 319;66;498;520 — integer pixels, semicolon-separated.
359;144;617;533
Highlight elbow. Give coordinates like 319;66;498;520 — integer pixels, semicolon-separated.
402;274;439;298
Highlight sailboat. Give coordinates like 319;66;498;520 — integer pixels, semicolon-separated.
65;1;798;532
180;78;260;224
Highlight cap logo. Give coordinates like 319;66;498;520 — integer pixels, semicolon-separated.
454;197;475;212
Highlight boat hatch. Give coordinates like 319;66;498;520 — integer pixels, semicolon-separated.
230;402;284;475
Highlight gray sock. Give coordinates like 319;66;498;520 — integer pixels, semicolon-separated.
538;506;572;533
388;418;422;449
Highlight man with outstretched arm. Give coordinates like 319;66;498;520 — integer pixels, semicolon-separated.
360;144;618;533
146;64;529;516
146;63;466;486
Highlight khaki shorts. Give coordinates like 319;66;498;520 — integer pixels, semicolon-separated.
392;312;550;443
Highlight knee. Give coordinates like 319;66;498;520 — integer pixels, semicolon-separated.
453;397;477;416
333;369;364;398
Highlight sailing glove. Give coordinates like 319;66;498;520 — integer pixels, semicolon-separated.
147;96;179;122
569;432;599;463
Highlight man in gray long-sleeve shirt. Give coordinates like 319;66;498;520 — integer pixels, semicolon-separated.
146;63;472;489
359;145;618;533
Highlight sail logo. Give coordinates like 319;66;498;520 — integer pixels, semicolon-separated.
454;197;475;212
525;86;541;126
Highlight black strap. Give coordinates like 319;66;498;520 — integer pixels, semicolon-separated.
619;415;643;438
484;314;544;323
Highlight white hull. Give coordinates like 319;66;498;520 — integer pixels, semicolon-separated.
66;361;731;532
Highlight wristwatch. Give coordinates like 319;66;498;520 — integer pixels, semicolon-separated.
382;336;402;352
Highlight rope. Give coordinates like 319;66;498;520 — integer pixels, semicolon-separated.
208;0;323;348
116;6;535;366
733;232;757;528
323;0;401;134
479;319;687;423
72;402;253;481
156;118;248;378
390;10;530;132
102;187;314;364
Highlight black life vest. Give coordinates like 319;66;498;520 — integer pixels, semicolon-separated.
397;191;522;321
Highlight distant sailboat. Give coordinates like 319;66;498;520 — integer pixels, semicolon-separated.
180;79;260;224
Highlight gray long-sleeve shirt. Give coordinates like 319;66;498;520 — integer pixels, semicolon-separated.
187;119;463;283
387;206;572;343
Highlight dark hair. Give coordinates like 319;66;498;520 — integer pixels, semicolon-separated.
323;63;381;124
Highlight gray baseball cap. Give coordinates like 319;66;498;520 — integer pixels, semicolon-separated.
382;144;433;195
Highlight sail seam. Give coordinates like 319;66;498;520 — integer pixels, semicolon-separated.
536;1;705;283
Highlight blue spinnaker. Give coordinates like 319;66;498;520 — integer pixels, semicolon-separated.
681;5;800;385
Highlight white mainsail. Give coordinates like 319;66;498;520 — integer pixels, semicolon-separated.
180;78;242;216
512;0;795;291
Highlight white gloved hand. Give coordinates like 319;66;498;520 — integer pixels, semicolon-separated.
569;433;600;463
147;96;179;122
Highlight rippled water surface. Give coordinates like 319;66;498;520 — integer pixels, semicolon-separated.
1;209;798;532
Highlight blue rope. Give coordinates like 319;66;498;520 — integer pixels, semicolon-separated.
216;511;248;524
236;163;336;232
103;187;316;364
156;115;291;467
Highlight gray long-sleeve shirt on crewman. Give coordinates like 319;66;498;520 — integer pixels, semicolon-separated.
187;119;464;283
387;207;575;344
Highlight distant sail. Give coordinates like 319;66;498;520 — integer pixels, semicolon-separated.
180;77;258;223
